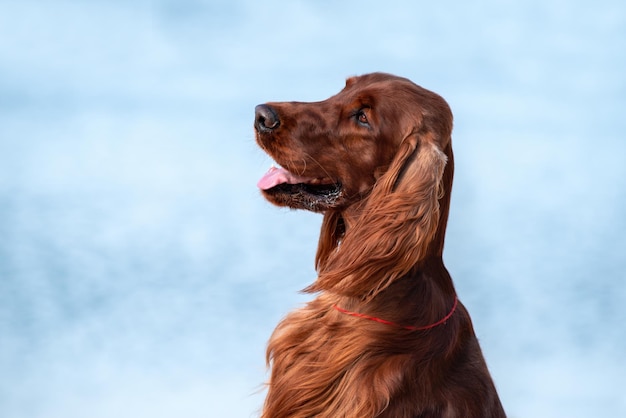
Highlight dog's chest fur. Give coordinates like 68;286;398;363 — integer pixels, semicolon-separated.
262;295;452;418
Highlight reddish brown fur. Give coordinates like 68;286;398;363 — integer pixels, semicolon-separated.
254;73;506;418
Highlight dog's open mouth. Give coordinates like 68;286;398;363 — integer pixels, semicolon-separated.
257;165;342;211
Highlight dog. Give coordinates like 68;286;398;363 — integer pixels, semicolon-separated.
254;72;506;418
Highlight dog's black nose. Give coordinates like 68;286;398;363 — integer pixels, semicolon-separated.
255;104;280;132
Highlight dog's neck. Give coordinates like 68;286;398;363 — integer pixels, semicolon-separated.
339;200;368;232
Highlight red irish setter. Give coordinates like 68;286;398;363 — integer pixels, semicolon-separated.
254;73;506;418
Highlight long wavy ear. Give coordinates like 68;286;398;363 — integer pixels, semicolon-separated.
308;130;448;299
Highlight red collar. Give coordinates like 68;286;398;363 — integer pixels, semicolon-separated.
333;296;458;331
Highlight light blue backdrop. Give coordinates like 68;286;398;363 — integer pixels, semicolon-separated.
1;1;624;417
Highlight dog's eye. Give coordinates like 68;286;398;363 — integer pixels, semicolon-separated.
356;109;369;126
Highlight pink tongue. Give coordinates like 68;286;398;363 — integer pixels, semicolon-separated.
257;166;311;190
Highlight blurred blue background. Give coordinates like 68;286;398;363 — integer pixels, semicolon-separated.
1;1;624;417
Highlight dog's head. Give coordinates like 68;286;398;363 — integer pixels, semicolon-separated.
255;73;454;297
255;72;452;212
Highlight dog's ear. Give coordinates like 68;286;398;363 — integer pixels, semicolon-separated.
309;130;448;299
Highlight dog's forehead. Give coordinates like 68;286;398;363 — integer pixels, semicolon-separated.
345;72;413;88
331;78;413;114
341;74;416;100
344;75;384;92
